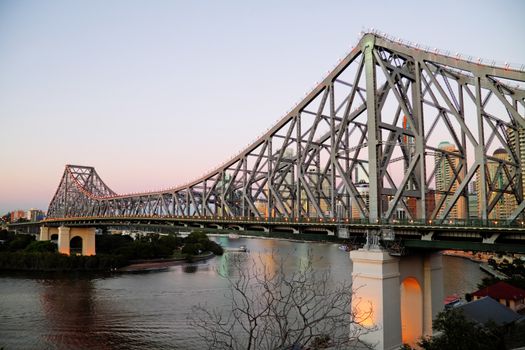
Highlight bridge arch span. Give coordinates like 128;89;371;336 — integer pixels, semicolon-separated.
44;32;525;225
400;277;423;347
70;236;83;255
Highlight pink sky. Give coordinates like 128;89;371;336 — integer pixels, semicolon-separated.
1;0;524;214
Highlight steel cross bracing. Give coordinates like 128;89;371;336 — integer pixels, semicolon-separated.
46;33;525;225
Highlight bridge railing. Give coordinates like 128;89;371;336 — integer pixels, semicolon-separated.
41;214;525;229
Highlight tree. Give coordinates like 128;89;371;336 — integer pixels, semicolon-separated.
417;309;504;350
183;231;223;256
24;240;57;253
190;251;374;350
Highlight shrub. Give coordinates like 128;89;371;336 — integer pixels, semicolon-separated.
24;240;57;253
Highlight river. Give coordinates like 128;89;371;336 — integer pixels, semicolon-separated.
0;237;489;349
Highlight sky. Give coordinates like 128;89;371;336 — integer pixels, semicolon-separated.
0;0;524;214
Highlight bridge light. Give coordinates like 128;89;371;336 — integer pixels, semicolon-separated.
494;221;498;225
428;220;432;224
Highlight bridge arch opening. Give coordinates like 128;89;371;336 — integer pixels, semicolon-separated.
70;236;83;255
50;234;58;241
400;277;423;346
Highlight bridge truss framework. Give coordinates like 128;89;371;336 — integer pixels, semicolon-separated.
47;33;525;225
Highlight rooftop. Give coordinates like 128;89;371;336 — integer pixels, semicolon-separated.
472;281;525;301
456;297;522;326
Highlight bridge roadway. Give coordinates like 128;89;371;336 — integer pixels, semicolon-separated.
10;215;525;254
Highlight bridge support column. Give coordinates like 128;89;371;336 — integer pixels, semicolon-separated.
40;227;59;241
350;248;401;350
58;226;71;255
39;227;50;241
57;226;96;256
350;249;444;349
422;253;443;336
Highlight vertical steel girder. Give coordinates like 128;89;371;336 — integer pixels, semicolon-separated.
47;33;525;224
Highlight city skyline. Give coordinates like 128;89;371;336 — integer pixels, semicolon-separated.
1;0;525;214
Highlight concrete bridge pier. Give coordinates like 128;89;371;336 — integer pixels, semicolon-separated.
39;226;96;256
350;248;443;349
39;226;58;241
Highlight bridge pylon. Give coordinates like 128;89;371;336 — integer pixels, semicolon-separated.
40;226;96;256
350;247;443;349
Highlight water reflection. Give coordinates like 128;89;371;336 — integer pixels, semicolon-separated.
39;277;97;348
37;276;149;349
183;265;198;273
0;238;489;349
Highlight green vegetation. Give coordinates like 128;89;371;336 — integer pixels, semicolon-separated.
0;252;127;271
0;230;35;252
402;308;525;350
180;231;223;257
24;240;57;253
0;229;222;271
96;232;183;260
416;309;504;350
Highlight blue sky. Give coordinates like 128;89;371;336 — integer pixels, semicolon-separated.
0;0;524;213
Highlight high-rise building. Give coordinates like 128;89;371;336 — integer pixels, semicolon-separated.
10;210;26;222
468;181;479;220
508;126;525;194
434;141;466;219
300;165;332;217
406;190;436;220
477;148;517;219
26;208;45;222
351;181;369;219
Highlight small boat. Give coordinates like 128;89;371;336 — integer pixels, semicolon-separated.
228;233;240;239
444;294;463;309
225;245;248;253
128;266;170;273
338;245;350;252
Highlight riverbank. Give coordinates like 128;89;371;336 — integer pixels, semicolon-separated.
441;250;513;280
442;250;490;263
0;251;127;272
479;263;510;279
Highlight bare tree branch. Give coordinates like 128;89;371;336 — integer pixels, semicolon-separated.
190;250;377;349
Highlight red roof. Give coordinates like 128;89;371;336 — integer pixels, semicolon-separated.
472;281;525;301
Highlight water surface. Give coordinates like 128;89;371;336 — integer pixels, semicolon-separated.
0;237;488;349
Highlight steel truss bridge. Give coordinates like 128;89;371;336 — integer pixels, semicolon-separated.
43;33;525;251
